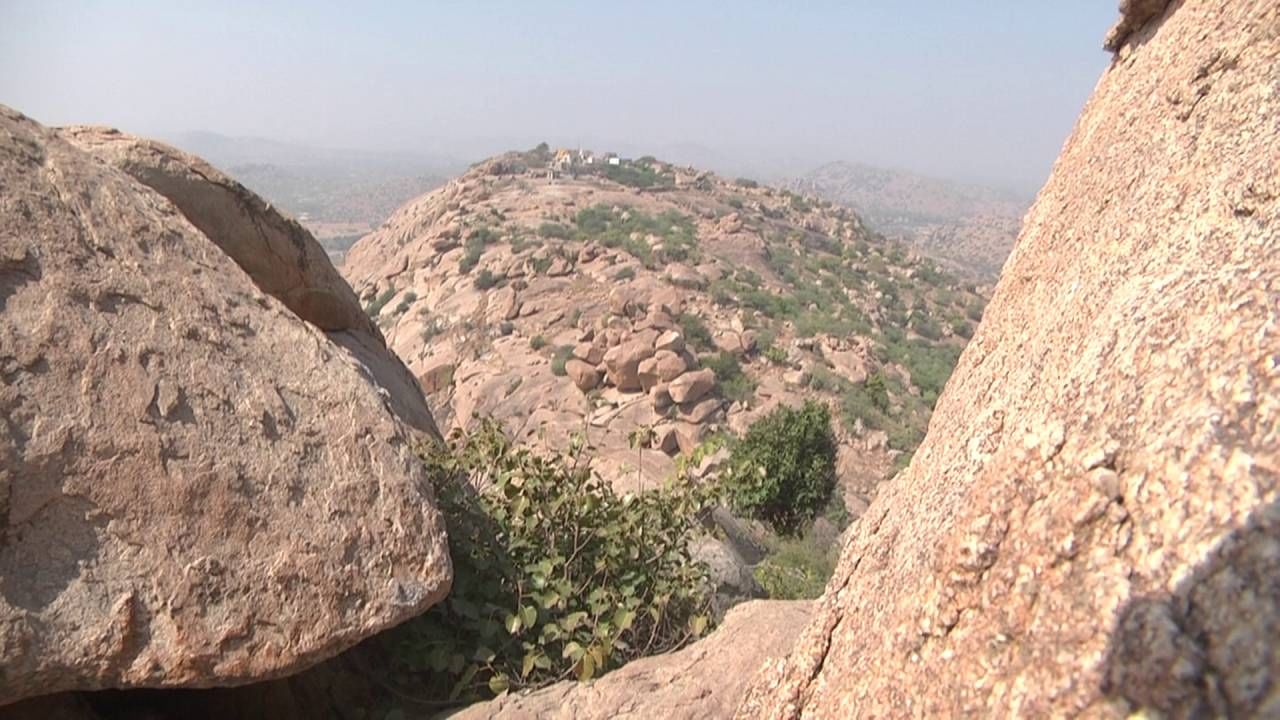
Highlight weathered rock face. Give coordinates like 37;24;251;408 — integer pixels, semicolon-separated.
738;2;1278;717
58;126;373;336
0;107;451;705
452;600;812;720
56;126;440;441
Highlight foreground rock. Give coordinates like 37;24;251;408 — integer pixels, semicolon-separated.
452;600;811;720
57;125;440;440
739;2;1278;717
0;107;451;705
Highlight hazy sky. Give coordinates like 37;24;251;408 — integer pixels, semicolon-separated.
1;1;1116;193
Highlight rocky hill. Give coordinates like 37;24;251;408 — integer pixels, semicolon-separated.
791;161;1028;281
341;148;989;512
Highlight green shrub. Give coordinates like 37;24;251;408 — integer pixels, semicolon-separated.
530;256;554;274
475;269;500;290
460;228;497;274
530;335;548;351
753;532;838;600
724;401;837;535
604;163;668;189
951;318;973;339
538;222;571;239
613;266;636;281
763;344;789;366
385;421;714;701
678;313;715;353
734;177;759;188
393;290;418;316
912;313;943;341
364;287;397;318
551;345;575;376
702;352;755;404
965;298;986;322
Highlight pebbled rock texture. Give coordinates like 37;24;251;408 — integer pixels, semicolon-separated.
0;107;451;705
738;1;1279;717
56;125;440;440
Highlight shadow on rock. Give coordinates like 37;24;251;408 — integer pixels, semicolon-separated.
1102;499;1279;717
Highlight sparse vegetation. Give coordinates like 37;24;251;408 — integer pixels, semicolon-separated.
753;529;839;600
460;227;497;274
474;268;500;290
385;422;715;701
364;287;397;318
763;344;789;366
551;345;575;376
530;335;548;351
573;204;699;267
538;222;571;239
702;352;755;405
677;313;715;354
393;290;418;316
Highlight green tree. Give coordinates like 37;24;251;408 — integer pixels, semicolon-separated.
724;401;837;534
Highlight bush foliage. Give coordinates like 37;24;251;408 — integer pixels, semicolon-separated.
724;401;837;535
753;532;839;600
387;422;715;702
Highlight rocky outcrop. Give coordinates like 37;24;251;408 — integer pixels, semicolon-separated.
1103;0;1171;51
0;107;451;705
56;125;440;440
58;126;373;336
451;600;811;720
738;1;1278;717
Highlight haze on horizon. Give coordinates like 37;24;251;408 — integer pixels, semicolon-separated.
0;1;1116;194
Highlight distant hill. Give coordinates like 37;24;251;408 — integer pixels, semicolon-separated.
791;161;1030;281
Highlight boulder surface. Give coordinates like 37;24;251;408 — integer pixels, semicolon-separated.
0;107;451;705
738;1;1279;716
452;600;811;720
56;125;440;439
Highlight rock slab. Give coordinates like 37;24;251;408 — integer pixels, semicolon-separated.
739;2;1280;717
452;600;811;720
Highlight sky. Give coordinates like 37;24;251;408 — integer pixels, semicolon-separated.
0;1;1117;194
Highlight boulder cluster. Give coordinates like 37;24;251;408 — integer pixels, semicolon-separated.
567;288;725;456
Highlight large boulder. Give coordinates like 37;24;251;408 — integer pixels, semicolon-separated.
451;600;812;720
739;2;1279;717
602;338;656;392
669;368;716;405
57;126;372;336
56;125;440;440
565;358;603;392
0;107;452;706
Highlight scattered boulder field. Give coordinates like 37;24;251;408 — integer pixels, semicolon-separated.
341;144;986;507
